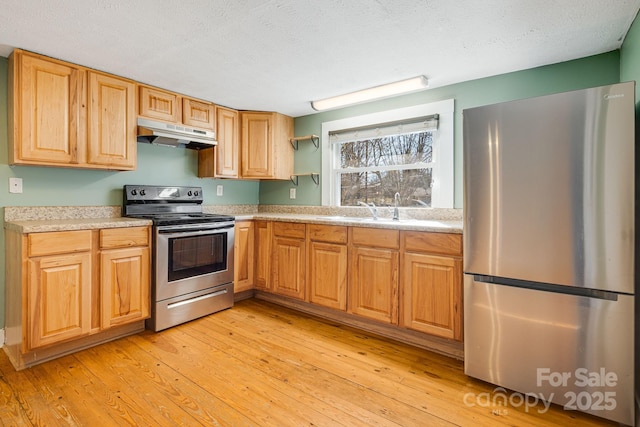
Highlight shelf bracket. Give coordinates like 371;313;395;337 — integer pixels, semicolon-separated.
310;172;319;185
289;135;320;151
290;173;320;186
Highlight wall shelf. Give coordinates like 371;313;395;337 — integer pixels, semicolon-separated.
290;173;320;186
290;134;319;150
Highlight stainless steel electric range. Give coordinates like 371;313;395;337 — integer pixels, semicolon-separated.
123;185;235;331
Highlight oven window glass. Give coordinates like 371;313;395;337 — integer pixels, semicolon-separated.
168;233;227;282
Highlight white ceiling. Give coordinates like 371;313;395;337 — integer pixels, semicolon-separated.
1;0;639;117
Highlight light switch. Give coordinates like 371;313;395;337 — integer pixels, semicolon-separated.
9;177;22;194
216;185;223;196
289;188;296;199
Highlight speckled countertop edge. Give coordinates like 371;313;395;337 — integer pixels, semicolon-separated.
4;205;462;234
5;218;152;234
234;213;462;233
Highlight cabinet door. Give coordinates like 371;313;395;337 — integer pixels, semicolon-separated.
234;221;255;293
241;112;272;178
308;241;347;310
215;106;240;178
183;98;215;130
87;72;136;169
401;253;462;340
349;246;399;324
272;236;305;300
101;247;150;328
254;221;272;290
138;85;179;122
12;51;84;165
27;252;92;349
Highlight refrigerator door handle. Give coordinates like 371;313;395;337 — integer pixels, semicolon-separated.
471;274;621;301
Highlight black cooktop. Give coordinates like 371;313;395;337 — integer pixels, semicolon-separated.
136;213;235;226
123;185;234;226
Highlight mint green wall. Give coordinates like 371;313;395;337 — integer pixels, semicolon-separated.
621;13;640;104
260;52;621;208
0;56;260;329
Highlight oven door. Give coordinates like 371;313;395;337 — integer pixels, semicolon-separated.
155;222;234;301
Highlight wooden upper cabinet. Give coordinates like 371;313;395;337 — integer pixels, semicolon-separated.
9;49;136;170
10;50;85;165
183;98;215;130
139;84;215;131
87;72;136;169
138;85;179;122
198;106;240;178
241;111;294;179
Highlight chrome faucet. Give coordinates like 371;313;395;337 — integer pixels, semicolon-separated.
393;192;400;221
358;201;378;220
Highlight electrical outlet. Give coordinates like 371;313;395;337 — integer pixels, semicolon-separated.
9;177;22;194
289;188;296;199
216;185;223;196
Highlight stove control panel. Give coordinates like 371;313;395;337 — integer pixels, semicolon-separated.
124;185;203;203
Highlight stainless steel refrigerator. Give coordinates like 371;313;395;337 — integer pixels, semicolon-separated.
463;82;636;425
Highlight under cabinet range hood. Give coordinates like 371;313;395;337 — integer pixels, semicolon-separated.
136;118;217;149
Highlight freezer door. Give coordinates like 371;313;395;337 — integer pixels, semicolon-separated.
463;82;634;294
464;277;634;425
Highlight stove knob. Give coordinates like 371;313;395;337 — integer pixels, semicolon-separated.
140;189;146;196
188;190;193;196
131;189;137;196
194;191;199;196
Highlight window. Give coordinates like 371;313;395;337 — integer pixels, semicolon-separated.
321;99;454;208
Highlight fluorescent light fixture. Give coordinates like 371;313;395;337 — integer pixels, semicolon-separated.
311;76;429;111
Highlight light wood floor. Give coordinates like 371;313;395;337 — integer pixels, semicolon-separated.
0;299;615;426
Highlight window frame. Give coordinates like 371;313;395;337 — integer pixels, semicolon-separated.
321;99;454;207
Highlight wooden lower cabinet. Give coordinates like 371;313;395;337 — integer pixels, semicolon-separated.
100;247;150;328
28;251;92;349
4;226;151;370
234;220;255;293
307;241;347;310
401;253;462;340
348;228;400;324
254;221;272;290
272;222;306;300
252;220;463;351
400;231;463;341
306;224;348;310
348;246;399;324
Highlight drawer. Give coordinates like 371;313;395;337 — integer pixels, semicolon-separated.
273;221;305;239
402;231;462;256
100;227;150;249
351;227;399;249
28;230;92;257
307;224;347;244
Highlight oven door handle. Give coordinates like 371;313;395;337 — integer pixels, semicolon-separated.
157;226;234;237
167;288;229;309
